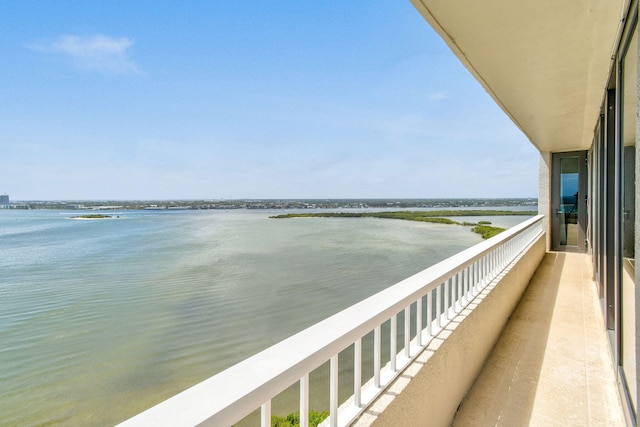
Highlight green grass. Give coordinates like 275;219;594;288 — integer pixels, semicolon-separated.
271;410;329;427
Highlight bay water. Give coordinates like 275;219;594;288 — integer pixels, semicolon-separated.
0;208;531;425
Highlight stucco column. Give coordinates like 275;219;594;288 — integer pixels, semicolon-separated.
539;151;551;251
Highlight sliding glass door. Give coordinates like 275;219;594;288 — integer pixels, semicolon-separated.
619;14;637;414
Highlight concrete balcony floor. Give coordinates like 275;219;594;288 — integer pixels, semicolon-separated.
452;252;625;426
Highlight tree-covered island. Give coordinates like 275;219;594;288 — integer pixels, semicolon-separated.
70;214;113;219
270;210;537;239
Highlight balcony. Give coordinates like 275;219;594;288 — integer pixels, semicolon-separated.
118;215;624;426
450;251;624;426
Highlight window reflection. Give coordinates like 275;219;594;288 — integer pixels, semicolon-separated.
559;157;579;246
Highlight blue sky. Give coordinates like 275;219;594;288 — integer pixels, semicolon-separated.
0;1;538;200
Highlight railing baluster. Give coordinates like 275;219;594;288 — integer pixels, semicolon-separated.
443;280;447;321
465;267;470;301
390;315;397;372
445;280;450;320
456;273;461;312
482;254;490;289
330;355;338;427
494;250;498;273
417;297;423;346
450;278;454;317
374;325;381;388
300;374;309;427
450;277;455;315
503;243;507;267
485;254;489;280
452;277;456;313
435;285;442;330
404;306;410;358
487;251;496;278
462;267;467;303
487;253;490;278
444;278;450;320
482;257;486;286
491;249;498;277
471;262;476;295
426;290;432;337
487;255;490;282
458;273;463;309
492;251;495;276
460;273;464;303
504;242;507;265
506;241;510;263
504;243;508;263
261;401;271;427
354;338;361;407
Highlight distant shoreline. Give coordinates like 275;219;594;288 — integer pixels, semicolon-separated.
4;198;538;211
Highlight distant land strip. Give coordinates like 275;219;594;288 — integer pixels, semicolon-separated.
269;210;538;239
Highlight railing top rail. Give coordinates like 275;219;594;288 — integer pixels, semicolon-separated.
120;214;544;427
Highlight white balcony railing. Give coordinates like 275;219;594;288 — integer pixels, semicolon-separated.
119;215;544;427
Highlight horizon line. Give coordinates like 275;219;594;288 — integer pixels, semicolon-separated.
7;196;538;203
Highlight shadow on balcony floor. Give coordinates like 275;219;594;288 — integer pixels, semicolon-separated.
452;252;624;426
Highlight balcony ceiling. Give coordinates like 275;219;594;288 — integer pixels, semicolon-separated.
411;0;626;153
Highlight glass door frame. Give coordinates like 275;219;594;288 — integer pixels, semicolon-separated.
551;150;588;252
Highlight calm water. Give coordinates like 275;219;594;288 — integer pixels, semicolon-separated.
0;208;530;425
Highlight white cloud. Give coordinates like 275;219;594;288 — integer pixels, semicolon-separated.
30;34;141;74
428;91;448;101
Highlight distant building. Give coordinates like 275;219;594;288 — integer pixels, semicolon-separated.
0;194;8;208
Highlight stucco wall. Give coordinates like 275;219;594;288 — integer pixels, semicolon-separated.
354;233;546;427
